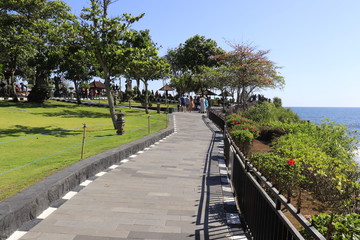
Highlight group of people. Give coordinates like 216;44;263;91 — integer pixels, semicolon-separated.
179;95;209;113
0;81;28;97
77;88;103;99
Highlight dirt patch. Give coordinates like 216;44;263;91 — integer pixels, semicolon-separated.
248;140;273;156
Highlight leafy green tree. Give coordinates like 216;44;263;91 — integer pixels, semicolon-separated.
123;30;154;100
198;65;234;112
124;30;170;114
26;0;74;102
59;20;95;104
0;0;38;100
140;57;170;114
164;48;192;96
129;56;170;114
165;35;224;95
80;0;144;128
176;35;224;73
0;0;74;102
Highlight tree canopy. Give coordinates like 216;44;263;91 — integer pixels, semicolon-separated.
0;1;285;115
79;0;146;126
165;35;225;96
212;43;284;108
125;30;170;113
0;0;74;102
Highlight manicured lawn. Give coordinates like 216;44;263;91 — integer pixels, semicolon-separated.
0;100;168;201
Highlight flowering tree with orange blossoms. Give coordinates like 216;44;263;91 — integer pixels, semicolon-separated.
214;43;285;109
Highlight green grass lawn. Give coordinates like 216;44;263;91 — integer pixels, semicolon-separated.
0;100;168;201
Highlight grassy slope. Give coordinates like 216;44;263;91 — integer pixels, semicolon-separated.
0;100;167;200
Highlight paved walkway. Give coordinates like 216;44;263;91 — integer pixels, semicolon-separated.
11;113;249;240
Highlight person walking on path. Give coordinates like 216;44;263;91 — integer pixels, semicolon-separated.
188;96;195;112
180;95;185;112
184;95;190;112
200;97;206;113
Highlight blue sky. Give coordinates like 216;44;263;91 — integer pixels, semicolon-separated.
63;0;360;107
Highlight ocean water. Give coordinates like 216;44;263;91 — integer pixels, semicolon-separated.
289;107;360;162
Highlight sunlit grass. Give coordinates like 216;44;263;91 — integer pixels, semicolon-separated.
0;100;168;200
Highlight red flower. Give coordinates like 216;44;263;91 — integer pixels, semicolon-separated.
287;159;295;166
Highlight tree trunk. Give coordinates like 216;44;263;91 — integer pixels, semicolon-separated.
144;80;149;114
236;86;241;104
9;70;19;102
239;86;248;110
104;75;117;129
222;90;226;113
136;79;140;97
28;70;49;103
54;77;61;97
73;80;82;104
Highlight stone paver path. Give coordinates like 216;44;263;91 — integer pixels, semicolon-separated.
12;112;249;240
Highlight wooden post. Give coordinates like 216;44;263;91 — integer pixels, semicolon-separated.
81;123;86;159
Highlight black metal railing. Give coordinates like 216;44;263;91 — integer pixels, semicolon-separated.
208;110;326;240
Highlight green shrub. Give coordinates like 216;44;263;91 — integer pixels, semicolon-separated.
273;97;282;108
243;102;272;123
251;153;296;193
226;114;259;137
269;129;360;210
269;119;358;161
301;213;360;240
226;114;259;153
243;102;300;124
231;129;254;154
236;101;360;238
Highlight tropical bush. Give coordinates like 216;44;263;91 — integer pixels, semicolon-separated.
301;213;360;240
228;102;360;237
226;114;259;153
273;97;282;108
272;128;360;211
250;117;360;211
251;153;303;199
242;102;300;124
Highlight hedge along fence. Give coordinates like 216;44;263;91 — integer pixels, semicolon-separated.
0;115;174;240
208;110;326;240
